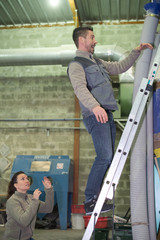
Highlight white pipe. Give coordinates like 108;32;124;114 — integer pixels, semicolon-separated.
130;15;159;240
0;44;127;66
0;46;76;66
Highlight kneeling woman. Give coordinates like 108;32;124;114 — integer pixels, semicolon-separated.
3;171;54;240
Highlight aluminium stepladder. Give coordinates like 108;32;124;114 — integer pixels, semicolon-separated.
82;44;160;240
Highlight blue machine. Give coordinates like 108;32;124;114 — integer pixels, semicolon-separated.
11;155;73;230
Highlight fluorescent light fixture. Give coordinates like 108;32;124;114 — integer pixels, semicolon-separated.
49;0;60;7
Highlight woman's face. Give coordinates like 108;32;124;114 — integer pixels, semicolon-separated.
14;173;30;193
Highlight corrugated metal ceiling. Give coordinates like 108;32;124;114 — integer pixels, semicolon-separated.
75;0;151;23
0;0;151;28
0;0;73;27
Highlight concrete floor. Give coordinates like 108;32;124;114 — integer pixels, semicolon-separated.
0;209;114;240
0;212;117;240
0;223;117;240
0;226;85;240
0;207;115;240
0;225;114;240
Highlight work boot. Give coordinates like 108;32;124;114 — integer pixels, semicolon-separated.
84;197;113;215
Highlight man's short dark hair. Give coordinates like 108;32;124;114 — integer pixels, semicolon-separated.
72;26;93;48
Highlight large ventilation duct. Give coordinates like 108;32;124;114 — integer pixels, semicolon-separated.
0;45;128;67
0;45;76;66
130;2;160;239
147;33;160;240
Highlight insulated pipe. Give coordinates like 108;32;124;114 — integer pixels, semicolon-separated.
0;45;130;66
0;46;76;66
130;11;159;240
147;33;160;240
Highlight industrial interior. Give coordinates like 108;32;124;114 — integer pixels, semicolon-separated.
0;0;160;239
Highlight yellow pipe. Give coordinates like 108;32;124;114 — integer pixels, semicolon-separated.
68;0;80;27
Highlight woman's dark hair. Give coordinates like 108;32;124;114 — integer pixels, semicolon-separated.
72;26;93;48
7;171;25;199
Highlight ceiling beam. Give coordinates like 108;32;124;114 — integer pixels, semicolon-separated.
68;0;80;27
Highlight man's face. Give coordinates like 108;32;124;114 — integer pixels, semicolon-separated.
80;30;97;53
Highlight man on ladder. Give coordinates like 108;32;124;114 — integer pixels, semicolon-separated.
68;25;152;216
80;41;160;240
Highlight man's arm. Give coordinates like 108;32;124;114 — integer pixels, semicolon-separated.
101;43;153;75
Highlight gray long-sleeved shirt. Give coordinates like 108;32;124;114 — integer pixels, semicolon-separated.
68;49;141;117
4;187;54;240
